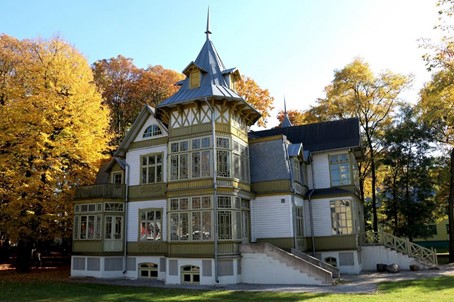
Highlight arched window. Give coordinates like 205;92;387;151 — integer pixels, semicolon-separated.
143;125;162;138
181;265;200;284
324;257;337;267
138;262;158;278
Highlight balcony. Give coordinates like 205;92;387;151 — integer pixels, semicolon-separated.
75;184;126;200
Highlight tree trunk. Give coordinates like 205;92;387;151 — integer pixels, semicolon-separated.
449;147;454;263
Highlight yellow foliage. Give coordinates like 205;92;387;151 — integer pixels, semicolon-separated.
0;35;111;242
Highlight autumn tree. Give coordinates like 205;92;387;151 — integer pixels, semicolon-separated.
236;76;274;128
276;109;306;126
419;0;454;262
92;56;182;146
302;58;410;232
0;35;111;247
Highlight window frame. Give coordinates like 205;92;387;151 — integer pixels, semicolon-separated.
139;208;163;241
329;153;352;187
141;153;163;184
143;124;163;138
330;199;353;235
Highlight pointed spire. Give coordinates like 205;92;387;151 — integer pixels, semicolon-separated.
281;96;293;128
205;7;212;40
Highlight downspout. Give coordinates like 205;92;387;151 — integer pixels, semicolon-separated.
284;139;298;250
123;161;130;275
204;97;219;283
308;156;316;257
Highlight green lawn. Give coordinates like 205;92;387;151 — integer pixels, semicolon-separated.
0;276;454;302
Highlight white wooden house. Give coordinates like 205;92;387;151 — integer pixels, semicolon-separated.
71;16;436;285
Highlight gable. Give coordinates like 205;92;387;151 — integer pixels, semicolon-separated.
115;105;168;157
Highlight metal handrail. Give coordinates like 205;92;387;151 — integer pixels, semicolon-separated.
361;231;438;266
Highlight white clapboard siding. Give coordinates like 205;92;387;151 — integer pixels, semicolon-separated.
303;198;332;237
133;115;167;143
126;200;167;242
126;146;167;186
311;153;330;189
251;195;293;241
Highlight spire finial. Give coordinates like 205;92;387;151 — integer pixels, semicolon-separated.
284;96;287;114
205;7;211;40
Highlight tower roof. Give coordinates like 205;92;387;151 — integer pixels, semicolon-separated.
157;11;261;125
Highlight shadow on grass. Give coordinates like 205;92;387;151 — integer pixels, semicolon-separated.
379;275;454;293
0;281;331;302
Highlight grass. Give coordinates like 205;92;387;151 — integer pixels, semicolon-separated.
1;267;454;301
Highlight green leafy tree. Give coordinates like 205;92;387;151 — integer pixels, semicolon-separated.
380;105;439;240
419;0;454;262
0;35;111;247
302;58;410;232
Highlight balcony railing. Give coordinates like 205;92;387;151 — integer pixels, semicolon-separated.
75;184;126;200
361;231;438;267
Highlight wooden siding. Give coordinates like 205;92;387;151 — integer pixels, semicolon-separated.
133;115;167;143
73;241;103;253
251;195;293;241
127;200;167;242
304;198;335;237
129;137;168;150
251;180;292;195
75;184;125;200
256;237;294;250
126;145;167;186
312;153;330;189
305;235;359;251
167;242;240;257
127;242;168;255
128;183;166;200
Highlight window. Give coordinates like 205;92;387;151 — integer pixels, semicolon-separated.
141;154;163;184
292;158;302;183
217;137;231;178
295;207;304;236
169;196;212;242
329;154;352;186
104;202;124;212
140;209;162;241
105;216;123;240
170;137;211;181
139;263;158;278
111;172;123;184
232;140;249;182
189;69;201;89
143;124;162;138
330;200;353;235
324;257;337;267
73;203;102;240
181;265;200;284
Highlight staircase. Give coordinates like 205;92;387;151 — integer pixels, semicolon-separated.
361;231;438;268
240;242;335;285
291;248;340;279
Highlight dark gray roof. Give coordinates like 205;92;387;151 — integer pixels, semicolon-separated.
305;187;354;199
281;114;293;128
249;118;361;153
250;138;290;183
158;39;242;105
157;33;261;125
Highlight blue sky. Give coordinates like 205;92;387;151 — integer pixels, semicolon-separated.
1;0;439;128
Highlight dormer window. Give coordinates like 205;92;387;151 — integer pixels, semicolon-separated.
189;69;201;89
143;125;162;138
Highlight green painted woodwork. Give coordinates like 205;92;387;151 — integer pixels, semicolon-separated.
256;238;294;250
129;183;166;200
167;242;241;257
73;240;103;253
251;180;292;195
305;235;359;251
75;184;126;200
127;242;168;255
129;137;168;150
